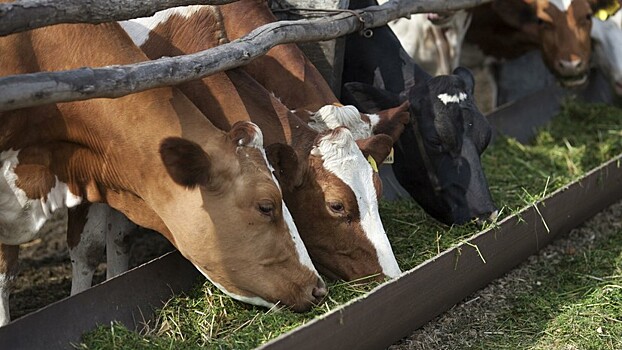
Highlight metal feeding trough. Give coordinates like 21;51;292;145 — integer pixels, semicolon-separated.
1;87;621;349
1;1;621;348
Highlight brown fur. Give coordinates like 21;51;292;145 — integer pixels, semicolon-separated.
135;6;400;281
0;20;323;314
467;0;594;82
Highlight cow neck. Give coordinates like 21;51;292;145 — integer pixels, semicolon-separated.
218;0;339;111
0;23;228;242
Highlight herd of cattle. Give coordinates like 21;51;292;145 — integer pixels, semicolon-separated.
0;0;620;327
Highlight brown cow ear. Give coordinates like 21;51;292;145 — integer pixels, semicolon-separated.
160;137;212;189
589;0;621;18
374;100;410;143
266;143;304;190
356;134;394;165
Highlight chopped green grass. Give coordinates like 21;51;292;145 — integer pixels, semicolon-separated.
77;100;622;350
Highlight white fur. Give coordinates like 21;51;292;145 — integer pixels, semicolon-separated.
437;92;467;105
0;149;82;245
377;0;472;76
591;12;622;95
119;6;205;47
245;124;320;277
0;273;10;326
194;266;276;309
548;0;573;11
314;129;401;278
308;105;374;139
69;204;107;295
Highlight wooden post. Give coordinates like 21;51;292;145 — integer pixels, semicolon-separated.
271;0;350;98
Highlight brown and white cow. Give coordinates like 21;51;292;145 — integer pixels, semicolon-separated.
0;20;327;325
118;5;404;282
466;0;604;87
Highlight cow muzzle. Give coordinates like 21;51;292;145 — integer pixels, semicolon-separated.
556;59;589;87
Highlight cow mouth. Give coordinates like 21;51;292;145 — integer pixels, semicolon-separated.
558;73;589;88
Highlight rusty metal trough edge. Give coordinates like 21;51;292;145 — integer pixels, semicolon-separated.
1;153;620;349
257;154;622;350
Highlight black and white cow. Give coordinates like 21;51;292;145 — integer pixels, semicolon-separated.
339;0;497;225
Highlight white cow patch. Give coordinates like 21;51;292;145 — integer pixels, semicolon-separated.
0;273;10;326
591;13;622;94
119;6;206;47
313;129;402;278
437;92;467;105
308;104;374;139
548;0;573;11
0;149;82;245
239;124;320;277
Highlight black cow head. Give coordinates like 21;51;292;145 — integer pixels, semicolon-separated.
343;67;498;225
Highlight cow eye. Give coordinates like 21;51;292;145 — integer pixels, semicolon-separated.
327;201;345;214
257;201;275;217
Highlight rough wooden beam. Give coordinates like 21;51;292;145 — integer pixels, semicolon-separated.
0;0;492;112
0;0;240;36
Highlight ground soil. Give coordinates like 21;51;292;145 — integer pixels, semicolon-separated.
9;209;174;321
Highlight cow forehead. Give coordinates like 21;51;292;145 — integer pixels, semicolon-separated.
547;0;574;11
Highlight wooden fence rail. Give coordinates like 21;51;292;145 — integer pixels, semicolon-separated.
0;0;492;112
0;0;240;36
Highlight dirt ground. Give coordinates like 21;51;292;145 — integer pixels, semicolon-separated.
9;209;173;320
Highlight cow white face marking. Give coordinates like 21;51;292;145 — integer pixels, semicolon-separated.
313;129;401;278
194;266;277;308
119;6;205;47
437;92;467;105
239;124;318;274
0;149;82;245
308;104;374;139
548;0;573;11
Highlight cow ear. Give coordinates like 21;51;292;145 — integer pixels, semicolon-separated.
342;82;402;113
266;143;304;190
356;134;394;165
374;100;410;142
228;121;264;148
453;67;475;95
160;137;212;189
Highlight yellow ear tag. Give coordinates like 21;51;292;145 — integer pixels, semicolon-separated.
367;155;379;173
332;102;344;107
383;147;394;164
595;0;621;20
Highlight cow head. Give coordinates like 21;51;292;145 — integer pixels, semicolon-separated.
158;121;326;311
267;126;402;282
493;0;597;87
343;67;498;226
591;12;622;96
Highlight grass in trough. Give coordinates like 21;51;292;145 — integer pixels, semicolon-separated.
486;228;622;350
77;100;622;349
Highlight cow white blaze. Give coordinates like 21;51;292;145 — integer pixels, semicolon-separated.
437;92;467;105
312;129;401;278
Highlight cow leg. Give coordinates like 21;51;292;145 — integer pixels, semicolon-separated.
105;207;136;279
0;244;19;327
67;203;107;295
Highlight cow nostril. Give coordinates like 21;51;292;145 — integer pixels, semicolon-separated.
312;278;328;299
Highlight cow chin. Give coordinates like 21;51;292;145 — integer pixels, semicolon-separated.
557;72;589;88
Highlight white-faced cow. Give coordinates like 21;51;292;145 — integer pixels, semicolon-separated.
114;4;404;282
377;0;472;77
340;0;498;226
0;20;327;326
